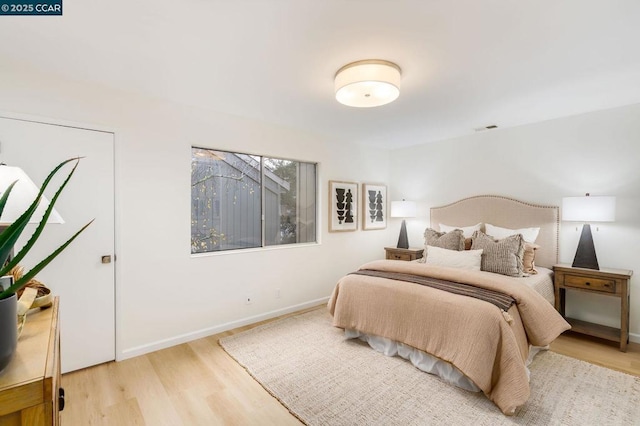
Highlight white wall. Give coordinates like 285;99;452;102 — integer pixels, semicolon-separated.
390;103;640;340
6;56;636;356
0;60;394;359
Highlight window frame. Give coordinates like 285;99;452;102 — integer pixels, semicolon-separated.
190;146;319;255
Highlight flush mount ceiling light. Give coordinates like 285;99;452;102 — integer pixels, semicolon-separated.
334;59;402;108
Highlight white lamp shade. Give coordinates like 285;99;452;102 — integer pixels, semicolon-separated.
390;200;417;218
335;60;401;108
562;195;616;222
0;165;64;225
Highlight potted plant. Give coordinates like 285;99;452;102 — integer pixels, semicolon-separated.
0;158;92;373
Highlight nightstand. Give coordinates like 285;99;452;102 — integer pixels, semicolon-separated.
384;247;424;261
554;264;633;352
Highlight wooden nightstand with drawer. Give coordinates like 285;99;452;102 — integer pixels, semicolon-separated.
554;264;633;351
384;247;424;261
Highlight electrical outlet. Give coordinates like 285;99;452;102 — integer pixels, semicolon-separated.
276;288;281;299
245;295;253;305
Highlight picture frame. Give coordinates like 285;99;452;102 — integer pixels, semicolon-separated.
328;180;358;232
362;183;387;230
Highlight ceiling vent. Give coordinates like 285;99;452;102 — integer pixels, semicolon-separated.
474;125;498;132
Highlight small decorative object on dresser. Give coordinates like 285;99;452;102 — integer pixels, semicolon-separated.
328;180;358;232
362;183;387;230
554;264;633;351
384;247;423;261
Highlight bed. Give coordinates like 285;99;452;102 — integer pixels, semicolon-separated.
327;195;571;415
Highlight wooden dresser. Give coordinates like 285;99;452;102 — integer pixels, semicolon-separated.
0;297;62;425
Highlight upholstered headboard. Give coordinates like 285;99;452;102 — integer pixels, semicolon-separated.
430;195;559;269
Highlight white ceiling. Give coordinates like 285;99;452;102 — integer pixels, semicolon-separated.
2;0;640;149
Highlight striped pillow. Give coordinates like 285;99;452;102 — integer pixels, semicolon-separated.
471;230;524;277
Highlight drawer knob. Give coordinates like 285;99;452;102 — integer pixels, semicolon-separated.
59;387;65;411
585;282;591;286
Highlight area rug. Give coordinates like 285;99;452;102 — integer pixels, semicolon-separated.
219;309;640;425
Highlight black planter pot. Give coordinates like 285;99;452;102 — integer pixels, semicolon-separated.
0;293;17;374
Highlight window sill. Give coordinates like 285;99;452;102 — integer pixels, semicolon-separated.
190;241;320;258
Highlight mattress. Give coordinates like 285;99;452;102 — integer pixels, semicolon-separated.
514;266;555;305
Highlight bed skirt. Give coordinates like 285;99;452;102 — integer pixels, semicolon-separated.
345;329;548;394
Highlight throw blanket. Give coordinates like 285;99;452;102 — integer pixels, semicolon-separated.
350;269;516;312
328;260;570;415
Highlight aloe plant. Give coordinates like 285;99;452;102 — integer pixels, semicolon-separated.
0;158;93;300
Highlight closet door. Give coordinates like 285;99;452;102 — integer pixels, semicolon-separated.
0;116;115;373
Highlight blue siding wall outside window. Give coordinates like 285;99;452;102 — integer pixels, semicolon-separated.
191;147;317;253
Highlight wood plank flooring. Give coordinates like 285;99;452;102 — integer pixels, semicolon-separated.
549;331;640;377
61;306;640;425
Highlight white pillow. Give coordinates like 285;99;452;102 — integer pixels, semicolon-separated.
439;222;482;238
425;245;483;271
485;223;540;243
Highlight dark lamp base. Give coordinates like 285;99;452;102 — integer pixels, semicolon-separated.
572;224;600;270
397;219;409;249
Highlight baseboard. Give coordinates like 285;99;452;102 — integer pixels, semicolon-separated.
630;332;640;344
118;297;329;361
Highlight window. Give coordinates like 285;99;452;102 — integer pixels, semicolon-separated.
191;147;317;253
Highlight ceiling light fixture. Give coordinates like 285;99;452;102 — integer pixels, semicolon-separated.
334;59;401;108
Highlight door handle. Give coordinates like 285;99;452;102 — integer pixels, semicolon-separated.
101;255;112;264
59;387;65;411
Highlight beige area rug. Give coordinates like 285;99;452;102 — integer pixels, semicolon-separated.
219;309;640;425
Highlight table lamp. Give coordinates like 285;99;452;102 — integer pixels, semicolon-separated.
562;193;615;270
390;200;416;249
0;164;64;258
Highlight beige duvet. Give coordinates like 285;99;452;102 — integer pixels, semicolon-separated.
327;260;570;415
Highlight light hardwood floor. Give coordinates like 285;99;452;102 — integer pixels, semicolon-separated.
61;306;640;425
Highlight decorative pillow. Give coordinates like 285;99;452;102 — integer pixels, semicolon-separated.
523;242;540;275
485;223;540;243
464;237;472;250
425;245;483;271
424;228;465;251
471;230;525;277
439;222;482;238
417;228;465;263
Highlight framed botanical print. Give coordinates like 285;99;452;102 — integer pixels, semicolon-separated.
328;180;358;232
362;183;387;230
